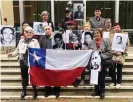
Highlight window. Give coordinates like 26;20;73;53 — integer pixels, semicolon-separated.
13;1;20;24
119;1;133;29
54;1;68;25
36;1;51;22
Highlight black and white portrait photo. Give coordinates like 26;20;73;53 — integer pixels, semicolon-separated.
0;26;16;46
69;30;82;43
53;33;65;50
73;3;84;19
62;30;82;44
33;22;48;35
82;32;93;50
111;33;128;52
84;32;93;44
91;51;101;71
116;36;122;44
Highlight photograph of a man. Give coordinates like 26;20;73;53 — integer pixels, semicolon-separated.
69;31;81;43
53;33;65;49
91;51;101;71
0;27;16;46
116;36;122;44
111;33;128;52
74;4;84;19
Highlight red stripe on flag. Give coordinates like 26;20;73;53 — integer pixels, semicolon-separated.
29;66;85;86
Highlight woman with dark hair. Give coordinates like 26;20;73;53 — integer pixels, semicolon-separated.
0;27;15;46
88;28;111;99
20;21;30;39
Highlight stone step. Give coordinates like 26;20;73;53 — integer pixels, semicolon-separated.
1;81;132;86
1;81;132;87
1;85;133;90
1;62;20;66
1;91;133;99
0;57;18;61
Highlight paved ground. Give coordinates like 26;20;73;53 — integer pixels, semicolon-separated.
1;98;133;102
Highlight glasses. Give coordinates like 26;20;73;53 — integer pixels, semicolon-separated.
25;31;33;34
94;32;100;34
45;28;50;31
95;10;100;12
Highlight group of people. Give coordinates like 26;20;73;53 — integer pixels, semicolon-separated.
7;6;130;100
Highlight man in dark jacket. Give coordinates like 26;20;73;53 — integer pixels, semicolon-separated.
74;5;84;19
39;25;60;98
89;7;105;30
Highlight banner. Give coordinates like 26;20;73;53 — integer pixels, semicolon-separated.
29;48;92;86
90;51;101;85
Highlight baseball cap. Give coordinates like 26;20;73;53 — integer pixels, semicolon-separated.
65;7;71;12
65;20;75;25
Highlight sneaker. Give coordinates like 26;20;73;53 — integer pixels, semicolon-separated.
116;84;121;88
55;92;60;99
109;83;115;87
73;81;79;87
79;80;84;86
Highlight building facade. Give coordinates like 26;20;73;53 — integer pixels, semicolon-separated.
0;0;133;29
1;0;133;29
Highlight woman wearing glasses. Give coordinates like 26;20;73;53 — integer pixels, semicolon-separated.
8;27;40;99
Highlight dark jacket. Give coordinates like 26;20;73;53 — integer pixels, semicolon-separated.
39;35;53;49
74;11;84;19
89;17;105;30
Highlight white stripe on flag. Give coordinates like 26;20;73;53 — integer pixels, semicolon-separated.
45;49;92;70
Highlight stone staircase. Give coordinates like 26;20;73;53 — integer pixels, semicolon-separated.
0;47;133;99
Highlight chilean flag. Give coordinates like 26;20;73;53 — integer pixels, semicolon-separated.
29;48;92;86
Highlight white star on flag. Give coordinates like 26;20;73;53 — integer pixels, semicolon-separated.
30;51;42;62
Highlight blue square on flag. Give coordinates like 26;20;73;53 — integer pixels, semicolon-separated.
29;48;46;68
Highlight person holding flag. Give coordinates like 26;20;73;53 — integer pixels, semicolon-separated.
39;25;60;98
8;27;40;99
